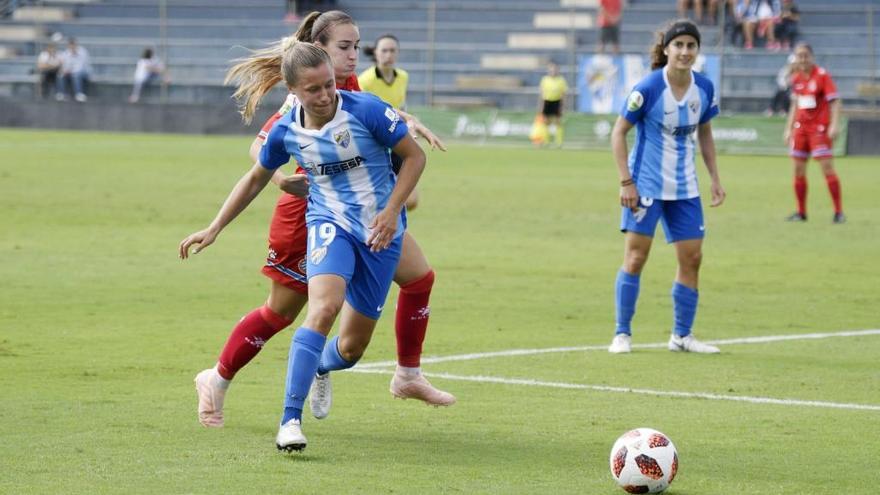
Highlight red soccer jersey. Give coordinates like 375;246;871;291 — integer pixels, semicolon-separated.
791;65;838;131
599;0;622;27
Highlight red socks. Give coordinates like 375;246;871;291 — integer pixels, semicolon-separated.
825;174;842;214
395;270;435;368
217;305;292;380
794;176;808;216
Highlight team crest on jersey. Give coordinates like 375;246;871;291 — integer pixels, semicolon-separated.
309;246;328;265
298;258;307;274
333;129;351;148
688;100;699;114
627;91;644;112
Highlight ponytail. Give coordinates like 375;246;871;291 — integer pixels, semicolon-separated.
363;34;399;63
293;11;322;43
225;10;354;123
225;36;298;123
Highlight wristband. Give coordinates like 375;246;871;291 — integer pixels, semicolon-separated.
621;178;634;186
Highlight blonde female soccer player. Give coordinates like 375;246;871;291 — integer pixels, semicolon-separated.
186;10;454;430
181;41;426;450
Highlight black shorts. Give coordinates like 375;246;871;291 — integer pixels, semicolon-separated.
600;25;620;44
542;99;562;117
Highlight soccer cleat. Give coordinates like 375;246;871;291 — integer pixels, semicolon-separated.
832;212;847;224
194;368;226;428
785;212;807;222
309;372;332;420
668;334;720;354
275;419;307;452
608;333;632;354
390;372;456;407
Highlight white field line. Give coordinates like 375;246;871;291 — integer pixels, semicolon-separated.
354;328;880;370
350;368;880;412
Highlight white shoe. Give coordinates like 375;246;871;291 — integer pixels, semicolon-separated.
668;334;720;354
309;372;332;419
276;419;307;452
608;334;632;353
194;368;227;428
390;371;456;407
74;93;87;102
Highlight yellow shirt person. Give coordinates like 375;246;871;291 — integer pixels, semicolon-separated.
540;74;568;102
358;66;409;109
538;63;568;147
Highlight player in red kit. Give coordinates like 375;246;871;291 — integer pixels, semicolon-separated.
783;42;845;223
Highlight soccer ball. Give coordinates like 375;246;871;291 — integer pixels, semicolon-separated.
609;427;678;494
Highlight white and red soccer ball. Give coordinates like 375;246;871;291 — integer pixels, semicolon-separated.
609;428;678;494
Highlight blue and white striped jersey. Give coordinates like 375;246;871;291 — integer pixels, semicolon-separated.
260;90;409;242
621;69;719;200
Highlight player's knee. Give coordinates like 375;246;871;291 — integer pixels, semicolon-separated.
681;250;702;271
305;300;342;330
339;343;366;363
401;269;434;294
624;252;648;273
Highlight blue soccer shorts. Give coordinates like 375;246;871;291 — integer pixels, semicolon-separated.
306;220;402;320
620;196;705;243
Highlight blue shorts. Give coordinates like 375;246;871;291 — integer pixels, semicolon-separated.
306;221;402;320
620;197;705;243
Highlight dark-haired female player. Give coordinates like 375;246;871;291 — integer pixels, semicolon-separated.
607;20;726;355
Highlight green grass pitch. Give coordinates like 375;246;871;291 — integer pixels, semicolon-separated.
1;129;878;494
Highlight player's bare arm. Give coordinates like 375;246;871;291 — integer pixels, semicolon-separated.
179;163;275;259
698;121;725;207
367;134;426;252
611;116;638;211
397;109;446;151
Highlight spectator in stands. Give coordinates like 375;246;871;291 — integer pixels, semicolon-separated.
724;0;748;47
597;0;622;55
774;0;800;50
539;61;568;147
129;48;166;103
678;0;721;24
743;0;781;50
59;37;91;102
36;42;62;99
766;53;795;116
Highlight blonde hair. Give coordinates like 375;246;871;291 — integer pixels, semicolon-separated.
281;42;333;87
225;10;355;123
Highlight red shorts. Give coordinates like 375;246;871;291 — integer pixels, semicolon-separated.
261;193;309;294
790;127;833;159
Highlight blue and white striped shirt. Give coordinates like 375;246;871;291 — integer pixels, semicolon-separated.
621;69;719;200
260;90;409;242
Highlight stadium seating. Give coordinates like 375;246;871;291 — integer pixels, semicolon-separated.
0;0;877;113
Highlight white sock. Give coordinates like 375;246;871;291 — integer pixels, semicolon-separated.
397;365;421;377
213;365;231;389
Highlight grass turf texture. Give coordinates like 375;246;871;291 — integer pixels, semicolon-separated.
1;129;878;494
